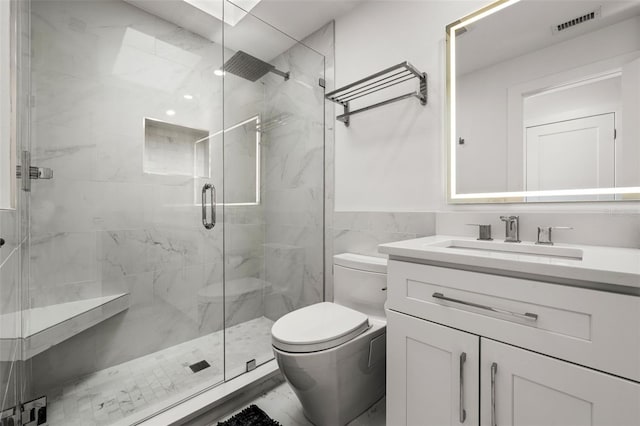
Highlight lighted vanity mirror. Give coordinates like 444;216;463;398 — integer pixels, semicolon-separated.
447;0;640;203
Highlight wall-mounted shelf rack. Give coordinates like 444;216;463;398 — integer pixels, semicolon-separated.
325;61;427;127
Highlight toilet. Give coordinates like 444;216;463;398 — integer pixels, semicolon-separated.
271;253;388;426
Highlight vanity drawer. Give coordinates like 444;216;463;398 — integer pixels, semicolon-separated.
387;260;640;381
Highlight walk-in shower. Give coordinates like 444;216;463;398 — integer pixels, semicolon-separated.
0;0;326;424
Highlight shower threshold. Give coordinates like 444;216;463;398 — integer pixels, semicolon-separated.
44;317;275;426
132;360;281;426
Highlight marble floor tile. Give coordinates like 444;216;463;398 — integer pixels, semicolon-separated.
43;317;274;425
215;382;386;426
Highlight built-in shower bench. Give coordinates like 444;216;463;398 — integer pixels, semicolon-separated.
0;293;130;361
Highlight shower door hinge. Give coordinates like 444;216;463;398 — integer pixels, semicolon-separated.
17;151;54;192
318;78;326;88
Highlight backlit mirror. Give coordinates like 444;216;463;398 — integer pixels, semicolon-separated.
447;0;640;203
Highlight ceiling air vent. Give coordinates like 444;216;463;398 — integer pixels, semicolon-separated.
552;7;601;34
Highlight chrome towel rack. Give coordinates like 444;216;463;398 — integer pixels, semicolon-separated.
325;61;427;127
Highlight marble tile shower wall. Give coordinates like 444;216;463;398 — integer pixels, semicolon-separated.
260;25;328;321
28;0;264;390
295;22;337;307
317;22;336;306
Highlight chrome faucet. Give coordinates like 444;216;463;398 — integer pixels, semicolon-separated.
500;216;521;243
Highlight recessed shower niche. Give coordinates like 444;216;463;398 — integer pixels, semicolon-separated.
143;118;211;177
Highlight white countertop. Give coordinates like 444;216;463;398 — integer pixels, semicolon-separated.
379;235;640;291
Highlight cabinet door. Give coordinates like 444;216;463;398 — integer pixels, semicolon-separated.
387;309;479;426
481;338;640;426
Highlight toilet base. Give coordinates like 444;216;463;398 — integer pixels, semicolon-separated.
273;321;386;426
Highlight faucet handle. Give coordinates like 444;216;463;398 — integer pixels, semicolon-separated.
536;226;573;245
467;224;493;241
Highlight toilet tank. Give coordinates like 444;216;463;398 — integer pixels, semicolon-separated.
333;253;388;319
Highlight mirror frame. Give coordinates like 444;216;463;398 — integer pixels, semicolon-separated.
446;0;640;204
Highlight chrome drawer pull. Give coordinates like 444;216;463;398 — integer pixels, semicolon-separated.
491;362;498;426
432;292;538;321
459;352;467;423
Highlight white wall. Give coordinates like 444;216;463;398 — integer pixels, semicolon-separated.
334;1;490;211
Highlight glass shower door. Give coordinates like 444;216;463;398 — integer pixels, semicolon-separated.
222;0;325;380
0;1;30;424
26;0;227;423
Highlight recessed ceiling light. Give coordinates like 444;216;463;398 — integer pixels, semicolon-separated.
183;94;193;100
166;110;176;116
214;69;225;77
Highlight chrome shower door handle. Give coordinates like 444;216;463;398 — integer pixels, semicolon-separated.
491;362;498;426
459;352;467;423
210;184;216;228
202;183;215;230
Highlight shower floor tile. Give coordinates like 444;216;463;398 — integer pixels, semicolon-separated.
45;316;275;426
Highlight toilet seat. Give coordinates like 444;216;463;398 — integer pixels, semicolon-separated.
272;302;370;353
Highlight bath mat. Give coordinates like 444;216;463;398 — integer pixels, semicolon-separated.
218;404;281;426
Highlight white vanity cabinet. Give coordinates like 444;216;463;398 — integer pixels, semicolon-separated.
480;339;640;425
387;309;479;425
386;259;640;426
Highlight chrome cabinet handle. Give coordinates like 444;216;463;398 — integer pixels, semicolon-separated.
491;362;498;426
202;183;215;230
459;352;466;423
432;292;538;321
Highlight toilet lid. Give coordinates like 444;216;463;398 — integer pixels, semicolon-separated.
271;302;370;353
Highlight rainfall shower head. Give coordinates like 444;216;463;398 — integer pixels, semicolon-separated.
222;51;290;82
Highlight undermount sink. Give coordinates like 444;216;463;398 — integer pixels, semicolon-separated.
429;239;584;260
